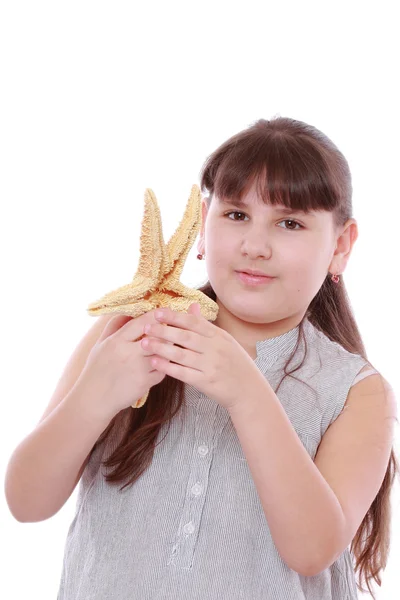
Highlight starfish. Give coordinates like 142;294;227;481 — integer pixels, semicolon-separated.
86;183;219;408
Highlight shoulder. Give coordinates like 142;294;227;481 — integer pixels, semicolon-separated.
304;321;369;383
306;321;397;416
303;319;396;413
345;366;397;417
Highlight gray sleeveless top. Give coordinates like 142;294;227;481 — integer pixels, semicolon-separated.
57;317;377;599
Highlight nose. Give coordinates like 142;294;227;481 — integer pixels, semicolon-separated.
241;227;272;259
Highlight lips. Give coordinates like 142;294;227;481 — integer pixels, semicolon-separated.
235;271;276;287
237;270;274;278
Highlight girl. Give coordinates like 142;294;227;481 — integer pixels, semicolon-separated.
6;117;398;599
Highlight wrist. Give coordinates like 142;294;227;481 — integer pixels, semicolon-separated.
228;377;270;418
68;379;116;428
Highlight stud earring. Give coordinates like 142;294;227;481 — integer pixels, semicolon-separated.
197;253;205;260
331;273;340;283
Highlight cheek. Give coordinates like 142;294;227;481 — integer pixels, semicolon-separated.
207;232;233;262
279;250;316;291
281;248;327;298
283;239;321;268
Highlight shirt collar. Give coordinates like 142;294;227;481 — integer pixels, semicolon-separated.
255;317;315;369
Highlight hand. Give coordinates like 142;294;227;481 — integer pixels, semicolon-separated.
140;303;267;411
77;309;169;420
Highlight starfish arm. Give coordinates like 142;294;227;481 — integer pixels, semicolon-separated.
87;188;168;317
156;288;219;321
86;281;158;316
88;298;159;318
161;184;202;284
136;188;168;283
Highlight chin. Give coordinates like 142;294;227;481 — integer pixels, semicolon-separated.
223;301;274;322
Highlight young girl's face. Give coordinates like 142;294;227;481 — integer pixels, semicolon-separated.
198;181;357;345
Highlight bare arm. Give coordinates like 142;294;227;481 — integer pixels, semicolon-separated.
4;381;114;523
228;382;345;576
228;371;395;576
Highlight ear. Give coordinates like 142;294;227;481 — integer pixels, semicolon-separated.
328;218;358;275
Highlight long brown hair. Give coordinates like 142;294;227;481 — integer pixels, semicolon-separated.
90;117;399;598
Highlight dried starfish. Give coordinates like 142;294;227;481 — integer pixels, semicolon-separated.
86;183;219;408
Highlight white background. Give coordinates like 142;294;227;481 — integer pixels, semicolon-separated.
1;1;399;598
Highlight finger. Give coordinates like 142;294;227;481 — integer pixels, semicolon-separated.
150;355;200;388
98;314;134;343
188;303;201;316
154;308;212;337
140;336;174;357
142;337;203;371
143;323;202;353
114;309;164;344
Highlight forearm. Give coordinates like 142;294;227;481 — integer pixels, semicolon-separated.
228;379;346;576
5;382;112;523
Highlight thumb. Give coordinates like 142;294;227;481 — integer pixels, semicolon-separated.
98;313;133;343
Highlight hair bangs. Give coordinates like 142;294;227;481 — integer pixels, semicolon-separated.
200;118;346;221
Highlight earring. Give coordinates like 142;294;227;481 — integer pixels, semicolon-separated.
197;253;205;260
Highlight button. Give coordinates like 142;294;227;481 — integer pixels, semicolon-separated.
183;521;195;534
198;445;208;456
191;482;203;496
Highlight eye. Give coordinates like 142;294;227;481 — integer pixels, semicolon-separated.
277;219;304;231
225;211;249;221
224;211;304;230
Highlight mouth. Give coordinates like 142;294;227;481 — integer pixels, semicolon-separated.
238;269;274;277
235;271;276;285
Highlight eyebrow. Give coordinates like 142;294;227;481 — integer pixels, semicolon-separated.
217;196;316;218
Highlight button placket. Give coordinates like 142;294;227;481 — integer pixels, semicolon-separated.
197;444;209;456
167;398;230;569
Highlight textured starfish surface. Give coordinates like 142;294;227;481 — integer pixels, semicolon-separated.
86;183;219;408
